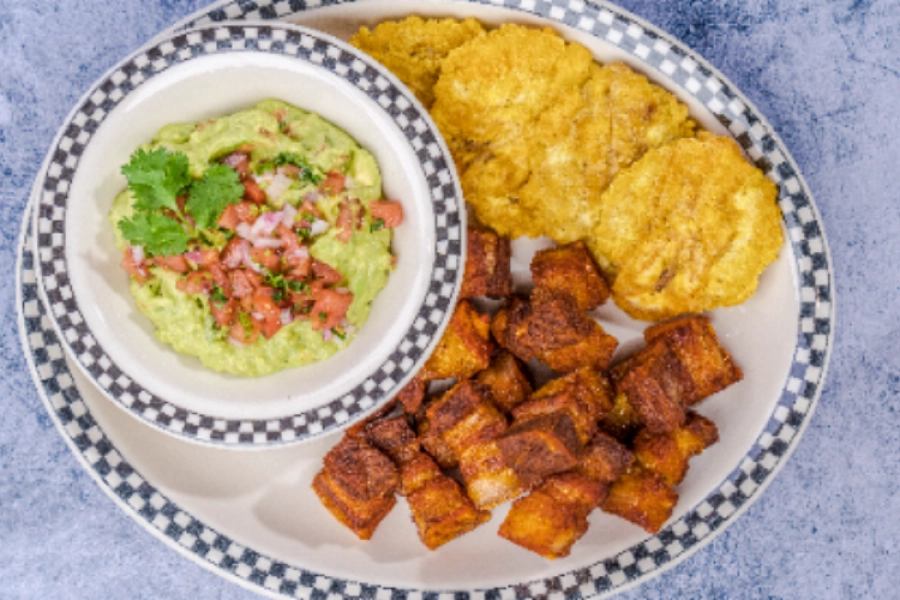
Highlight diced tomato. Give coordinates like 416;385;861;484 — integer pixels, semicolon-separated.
321;170;345;195
218;204;241;230
310;289;353;331
243;178;267;205
369;200;404;228
250;246;281;273
248;293;282;339
283;249;311;280
230;269;256;298
209;297;237;328
208;263;230;292
200;248;221;267
152;254;190;273
120;248;149;283
276;223;302;253
220;238;249;269
244;269;264;290
229;313;260;345
336;202;354;243
312;260;343;284
222;151;249;176
177;270;214;295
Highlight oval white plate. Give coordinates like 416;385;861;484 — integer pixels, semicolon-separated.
31;21;464;446
18;0;834;598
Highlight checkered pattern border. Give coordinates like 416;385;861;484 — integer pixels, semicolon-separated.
33;23;463;447
21;0;833;598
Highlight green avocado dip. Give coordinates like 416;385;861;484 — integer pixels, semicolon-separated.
109;99;401;377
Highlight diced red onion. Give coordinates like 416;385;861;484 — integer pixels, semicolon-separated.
343;175;354;189
228;338;245;348
236;222;253;240
265;173;293;202
222;152;246;169
130;246;145;264
280;309;293;325
252;312;263;320
310;219;330;236
303;190;321;204
322;329;333;342
241;245;262;273
250;210;283;239
281;203;297;227
284;246;309;261
184;250;202;264
335;287;349;294
252;238;283;249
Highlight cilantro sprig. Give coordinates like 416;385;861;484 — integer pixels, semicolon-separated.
117;148;244;256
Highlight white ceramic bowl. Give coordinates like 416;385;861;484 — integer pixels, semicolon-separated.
32;22;465;446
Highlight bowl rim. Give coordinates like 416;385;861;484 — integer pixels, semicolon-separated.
32;20;466;447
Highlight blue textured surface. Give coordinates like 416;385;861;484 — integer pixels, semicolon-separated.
1;1;898;599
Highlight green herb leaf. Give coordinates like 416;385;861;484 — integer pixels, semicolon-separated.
118;212;190;257
370;218;385;233
121;148;191;213
187;164;245;230
274;152;324;185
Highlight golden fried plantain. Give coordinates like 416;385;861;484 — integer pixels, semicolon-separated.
588;133;783;320
349;16;485;108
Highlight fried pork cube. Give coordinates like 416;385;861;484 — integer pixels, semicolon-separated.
499;432;633;558
530;241;610;311
511;368;613;445
613;315;742;434
458;440;524;509
401;452;491;549
395;376;427;414
601;464;679;534
460;226;512;299
633;411;719;486
496;411;583;488
419;299;494;382
312;436;400;540
498;475;595;559
598;392;644;444
491;290;617;373
366;415;421;465
419;380;507;468
644;315;743;404
475;350;533;414
614;337;692;434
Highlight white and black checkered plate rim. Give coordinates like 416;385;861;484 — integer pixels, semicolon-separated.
32;21;464;447
18;1;834;599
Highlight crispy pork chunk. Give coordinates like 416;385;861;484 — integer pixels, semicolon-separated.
530;241;610;311
419;299;494;382
601;463;679;534
511;368;614;445
460;226;512;299
613;315;742;434
499;432;633;558
491;289;617;373
366;415;421;466
632;411;719;486
475;350;533;414
400;452;491;549
418;380;523;507
312;435;400;540
602;411;719;533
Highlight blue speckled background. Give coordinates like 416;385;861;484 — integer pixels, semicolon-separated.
1;1;898;598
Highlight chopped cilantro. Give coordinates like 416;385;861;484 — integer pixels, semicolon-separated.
186;164;244;229
370;218;385;233
332;328;346;340
287;280;309;294
210;285;228;306
118;212;190;257
318;311;327;323
117;148;244;256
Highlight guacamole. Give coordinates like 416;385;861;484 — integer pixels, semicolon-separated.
109;99;399;377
